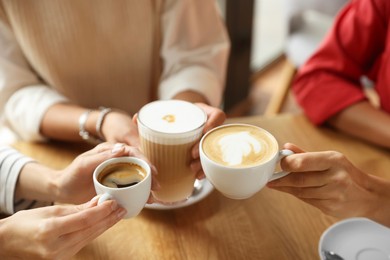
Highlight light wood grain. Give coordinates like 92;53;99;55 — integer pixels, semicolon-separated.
11;114;390;260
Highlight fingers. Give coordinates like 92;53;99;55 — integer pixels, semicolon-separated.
53;200;125;235
280;151;343;173
147;194;157;204
282;143;306;153
58;204;126;257
190;159;205;179
195;103;226;133
36;197;100;218
123;133;141;149
79;143;127;161
124;146;149;163
132;113;138;125
268;171;328;188
269;184;334;200
191;141;200;159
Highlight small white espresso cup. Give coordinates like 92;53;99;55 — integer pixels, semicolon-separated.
199;124;293;199
93;157;151;218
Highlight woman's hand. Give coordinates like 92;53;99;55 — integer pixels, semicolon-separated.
190;103;226;179
101;111;141;148
267;143;390;225
0;198;126;259
54;143;158;204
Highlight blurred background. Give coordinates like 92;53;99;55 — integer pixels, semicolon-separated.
219;0;348;117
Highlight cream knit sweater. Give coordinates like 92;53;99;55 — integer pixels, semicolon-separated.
0;0;229;141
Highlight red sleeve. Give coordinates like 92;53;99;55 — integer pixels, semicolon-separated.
292;0;389;125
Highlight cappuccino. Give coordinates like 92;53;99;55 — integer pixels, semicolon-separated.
200;124;293;199
202;124;277;168
98;162;146;188
137;100;206;203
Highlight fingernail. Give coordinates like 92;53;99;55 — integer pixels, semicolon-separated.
112;143;124;153
117;208;127;219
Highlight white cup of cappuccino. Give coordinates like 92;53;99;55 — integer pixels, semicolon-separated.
137;100;207;204
93;157;152;218
199;124;293;199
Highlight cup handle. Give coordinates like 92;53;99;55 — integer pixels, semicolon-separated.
269;149;294;182
97;193;113;205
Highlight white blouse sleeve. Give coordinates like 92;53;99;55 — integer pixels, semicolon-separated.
0;20;68;142
159;0;230;107
0;146;51;215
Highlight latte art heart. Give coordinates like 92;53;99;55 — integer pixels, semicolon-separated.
202;125;277;168
219;131;262;166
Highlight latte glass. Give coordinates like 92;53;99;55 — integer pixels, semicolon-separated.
137;100;207;204
199;124;293;199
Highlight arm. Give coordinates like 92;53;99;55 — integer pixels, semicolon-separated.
328;101;390;148
159;0;230;107
0;145;119;215
292;0;390;134
0;20;139;146
14;143;158;205
268;143;390;227
0;146;44;215
0;20;68;141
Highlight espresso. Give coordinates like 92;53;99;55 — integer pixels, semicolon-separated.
98;162;146;188
137;100;206;203
202;125;277;168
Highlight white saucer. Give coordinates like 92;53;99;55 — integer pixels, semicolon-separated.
144;179;214;210
319;217;390;260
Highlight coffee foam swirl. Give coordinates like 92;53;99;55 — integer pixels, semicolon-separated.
218;131;262;166
202;125;277;167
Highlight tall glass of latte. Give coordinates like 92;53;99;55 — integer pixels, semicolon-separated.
137;100;207;204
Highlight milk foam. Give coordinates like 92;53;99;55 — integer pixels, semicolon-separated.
218;131;262;166
138;100;206;134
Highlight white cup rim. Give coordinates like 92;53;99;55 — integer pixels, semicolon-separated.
137;100;207;137
93;157;151;191
200;123;279;169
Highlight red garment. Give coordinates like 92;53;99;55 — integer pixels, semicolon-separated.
292;0;390;125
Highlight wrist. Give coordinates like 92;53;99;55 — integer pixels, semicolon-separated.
78;107;113;143
84;110;100;138
48;170;62;202
360;174;390;226
15;162;57;202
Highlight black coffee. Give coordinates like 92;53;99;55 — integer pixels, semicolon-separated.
98;162;146;189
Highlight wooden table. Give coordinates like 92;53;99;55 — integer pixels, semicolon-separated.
12;114;390;260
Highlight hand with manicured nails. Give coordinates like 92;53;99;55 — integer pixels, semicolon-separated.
267;143;390;227
0;198;126;259
16;142;159;205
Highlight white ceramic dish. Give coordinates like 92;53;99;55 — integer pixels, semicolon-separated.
144;179;214;210
319;217;390;260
